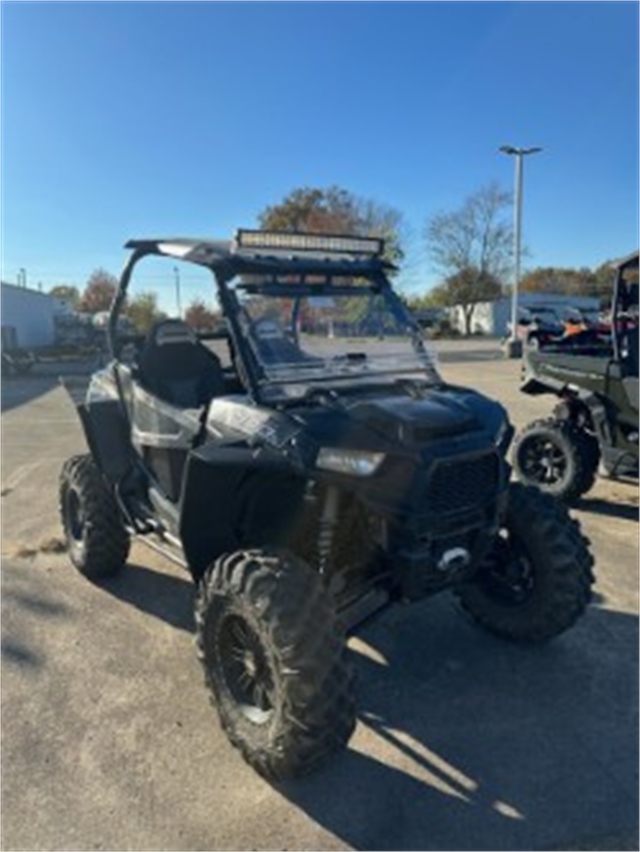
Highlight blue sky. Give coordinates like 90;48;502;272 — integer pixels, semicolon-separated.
1;1;638;310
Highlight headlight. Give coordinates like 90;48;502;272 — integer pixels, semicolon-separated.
316;448;385;476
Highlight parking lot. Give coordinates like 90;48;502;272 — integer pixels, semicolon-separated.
1;339;638;852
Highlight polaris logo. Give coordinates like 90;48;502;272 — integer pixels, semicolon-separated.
437;547;471;572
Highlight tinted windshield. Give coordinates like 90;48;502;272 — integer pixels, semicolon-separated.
231;276;440;401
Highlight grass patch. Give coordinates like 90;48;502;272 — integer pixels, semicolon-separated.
39;536;67;554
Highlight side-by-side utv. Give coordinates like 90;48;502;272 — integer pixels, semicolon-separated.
513;251;638;504
59;230;594;779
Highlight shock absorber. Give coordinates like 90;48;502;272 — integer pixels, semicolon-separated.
317;485;340;575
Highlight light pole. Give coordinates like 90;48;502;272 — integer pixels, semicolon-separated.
499;145;542;357
174;266;182;318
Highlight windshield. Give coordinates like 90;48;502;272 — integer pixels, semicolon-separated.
231;276;440;401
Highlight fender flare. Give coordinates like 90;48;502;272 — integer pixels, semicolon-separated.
179;444;306;581
76;400;133;484
552;389;611;446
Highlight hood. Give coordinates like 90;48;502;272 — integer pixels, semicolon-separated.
291;386;482;450
346;390;481;444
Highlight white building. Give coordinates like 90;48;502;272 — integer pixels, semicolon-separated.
1;282;57;348
450;292;601;337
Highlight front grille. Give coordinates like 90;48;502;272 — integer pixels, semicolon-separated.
429;452;500;513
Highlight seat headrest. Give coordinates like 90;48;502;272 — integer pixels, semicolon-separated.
253;318;285;340
152;320;197;347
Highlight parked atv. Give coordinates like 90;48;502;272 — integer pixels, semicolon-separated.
513;251;638;503
1;326;36;376
59;230;595;780
1;348;36;377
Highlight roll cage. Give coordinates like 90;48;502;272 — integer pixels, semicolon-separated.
610;250;639;364
107;232;420;403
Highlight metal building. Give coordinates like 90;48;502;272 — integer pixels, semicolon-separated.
1;282;56;348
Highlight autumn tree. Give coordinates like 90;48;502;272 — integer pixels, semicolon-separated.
184;299;220;331
258;185;406;267
520;267;594;297
49;284;80;308
406;283;451;310
125;292;166;334
425;182;512;334
591;261;617;303
520;263;616;302
79;269;118;313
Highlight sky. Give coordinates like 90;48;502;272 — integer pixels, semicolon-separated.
1;0;638;312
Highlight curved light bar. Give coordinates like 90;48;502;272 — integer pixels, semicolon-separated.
235;229;384;257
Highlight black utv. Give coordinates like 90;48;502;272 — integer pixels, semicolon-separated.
513;251;639;504
59;230;594;780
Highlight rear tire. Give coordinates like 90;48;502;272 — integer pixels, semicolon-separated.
513;417;599;503
59;454;130;579
195;549;355;780
455;484;594;643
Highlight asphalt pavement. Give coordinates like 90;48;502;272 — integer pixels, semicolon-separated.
1;339;638;851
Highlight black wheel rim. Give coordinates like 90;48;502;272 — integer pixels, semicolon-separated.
519;435;568;486
484;535;536;606
218;614;275;725
65;487;85;544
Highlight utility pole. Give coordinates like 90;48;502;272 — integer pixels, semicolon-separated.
499;145;542;358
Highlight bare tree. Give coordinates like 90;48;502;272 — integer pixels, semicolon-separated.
425;183;513;333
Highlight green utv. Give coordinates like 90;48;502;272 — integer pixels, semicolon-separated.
59;231;594;779
514;251;639;504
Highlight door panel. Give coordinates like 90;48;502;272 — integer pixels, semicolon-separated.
131;382;204;501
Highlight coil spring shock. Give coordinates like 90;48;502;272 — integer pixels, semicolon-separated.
317;485;340;575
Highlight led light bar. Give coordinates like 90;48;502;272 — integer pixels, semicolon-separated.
235;229;384;257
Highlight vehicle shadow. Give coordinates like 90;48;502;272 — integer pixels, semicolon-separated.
277;596;639;851
97;562;195;633
1;558;74;671
86;558;639;849
1;359;97;413
1;375;60;413
577;496;639;521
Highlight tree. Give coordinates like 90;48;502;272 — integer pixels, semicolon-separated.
184;299;220;331
425;182;512;333
406;284;451;310
591;261;616;303
125;292;166;334
49;285;80;308
519;264;617;302
79;269;118;313
446;267;501;335
520;267;595;297
258;185;406;267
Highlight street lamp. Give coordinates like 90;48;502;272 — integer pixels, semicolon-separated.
174;266;182;318
499;145;542;357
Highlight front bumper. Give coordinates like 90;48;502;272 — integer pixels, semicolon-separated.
390;487;508;600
